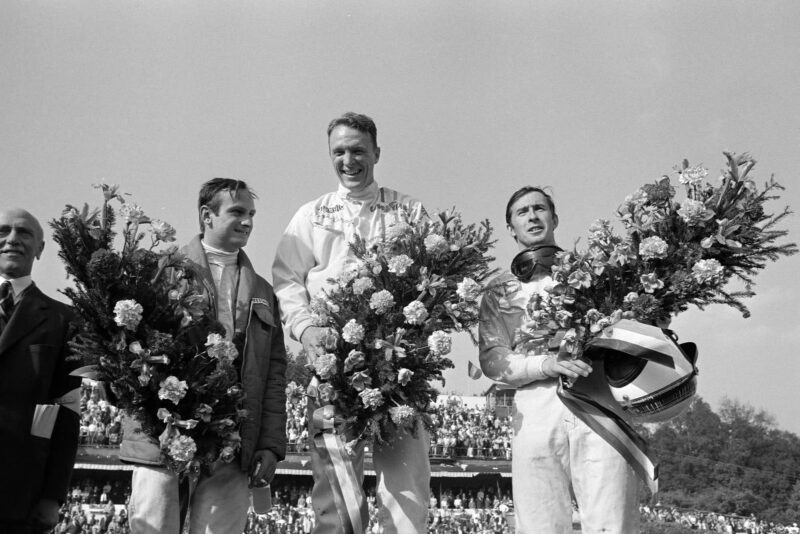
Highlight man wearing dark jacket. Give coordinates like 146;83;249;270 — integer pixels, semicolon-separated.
122;179;287;534
0;208;81;533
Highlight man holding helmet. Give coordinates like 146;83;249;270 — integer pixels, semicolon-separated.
478;186;639;533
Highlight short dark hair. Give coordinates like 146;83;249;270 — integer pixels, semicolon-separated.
505;186;556;225
197;178;257;232
326;112;378;148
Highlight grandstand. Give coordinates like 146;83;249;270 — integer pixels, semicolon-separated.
75;383;515;492
68;382;800;533
69;382;517;532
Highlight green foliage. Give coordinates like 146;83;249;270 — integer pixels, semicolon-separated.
649;396;800;524
285;346;313;387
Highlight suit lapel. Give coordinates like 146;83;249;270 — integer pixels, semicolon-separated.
0;286;48;356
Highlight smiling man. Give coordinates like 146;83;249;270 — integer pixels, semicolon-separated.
273;112;429;534
123;179;287;534
0;208;80;533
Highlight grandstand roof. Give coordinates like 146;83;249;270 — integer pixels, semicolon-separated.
75;449;512;478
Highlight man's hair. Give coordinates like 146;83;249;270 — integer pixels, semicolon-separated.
505;186;557;225
326;112;378;148
197;178;257;232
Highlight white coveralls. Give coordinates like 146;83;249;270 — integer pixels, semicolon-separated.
273;181;430;534
478;272;639;534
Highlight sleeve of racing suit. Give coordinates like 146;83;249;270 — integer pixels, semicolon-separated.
478;280;549;387
272;204;317;341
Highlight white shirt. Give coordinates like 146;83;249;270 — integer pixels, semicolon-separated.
0;275;33;304
201;241;239;338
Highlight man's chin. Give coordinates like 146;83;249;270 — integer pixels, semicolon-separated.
339;176;373;192
0;261;26;278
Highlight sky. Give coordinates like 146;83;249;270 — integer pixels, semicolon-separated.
2;1;799;433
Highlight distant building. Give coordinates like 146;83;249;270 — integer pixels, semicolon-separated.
437;385;518;418
484;384;516;418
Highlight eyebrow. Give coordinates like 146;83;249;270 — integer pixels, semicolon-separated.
0;224;34;233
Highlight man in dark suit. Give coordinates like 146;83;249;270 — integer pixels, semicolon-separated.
0;208;81;533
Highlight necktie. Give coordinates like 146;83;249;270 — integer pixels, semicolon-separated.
0;281;13;329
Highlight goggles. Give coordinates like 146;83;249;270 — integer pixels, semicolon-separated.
510;245;562;282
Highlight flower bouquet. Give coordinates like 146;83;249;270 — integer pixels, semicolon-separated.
306;209;496;444
520;152;795;491
527;151;796;354
50;184;245;475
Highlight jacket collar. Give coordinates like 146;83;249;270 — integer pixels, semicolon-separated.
182;235;259;333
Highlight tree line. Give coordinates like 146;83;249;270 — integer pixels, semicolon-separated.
642;396;800;524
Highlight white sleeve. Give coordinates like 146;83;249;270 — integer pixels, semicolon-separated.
272;205;317;341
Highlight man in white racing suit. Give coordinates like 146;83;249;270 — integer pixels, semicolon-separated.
273;112;430;534
478;186;639;534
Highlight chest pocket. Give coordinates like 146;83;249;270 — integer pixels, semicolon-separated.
251;300;277;331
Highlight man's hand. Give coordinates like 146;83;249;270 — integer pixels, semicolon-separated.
29;498;59;531
542;354;593;380
300;326;334;363
655;317;672;329
250;449;278;488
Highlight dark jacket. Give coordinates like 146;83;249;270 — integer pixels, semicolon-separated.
0;284;80;522
120;236;288;469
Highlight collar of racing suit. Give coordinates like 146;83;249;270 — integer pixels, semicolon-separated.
336;180;380;203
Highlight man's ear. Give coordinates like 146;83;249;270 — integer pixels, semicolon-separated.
374;146;381;164
507;224;518;242
553;214;559;229
200;206;212;228
35;240;45;260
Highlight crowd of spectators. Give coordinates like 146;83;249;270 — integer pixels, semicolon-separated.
79;382;516;461
429;397;513;460
79;382;122;447
50;478;515;534
639;505;800;533
285;393;310;454
71;385;800;532
51;477;130;533
47;475;800;533
249;389;514;460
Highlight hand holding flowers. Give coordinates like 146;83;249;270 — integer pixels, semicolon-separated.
300;209;496;444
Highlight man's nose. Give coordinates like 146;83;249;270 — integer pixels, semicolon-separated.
5;229;21;244
342;151;354;166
